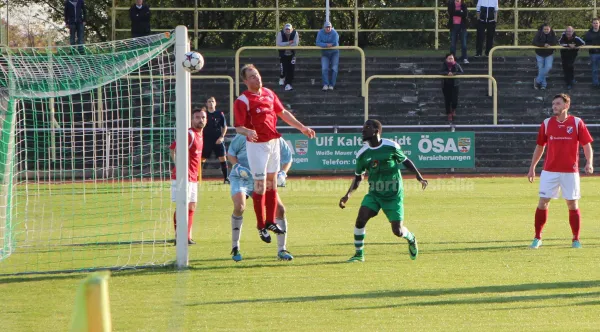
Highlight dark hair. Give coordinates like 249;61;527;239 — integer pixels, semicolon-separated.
192;106;207;115
445;53;454;60
240;64;257;80
365;119;383;134
593;17;600;22
206;96;216;102
553;93;571;104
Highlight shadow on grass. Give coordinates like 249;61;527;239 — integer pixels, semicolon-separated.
346;291;600;310
186;280;600;307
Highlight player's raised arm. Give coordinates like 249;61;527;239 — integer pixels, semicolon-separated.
278;110;315;138
402;159;428;190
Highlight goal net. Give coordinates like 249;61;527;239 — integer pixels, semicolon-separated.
0;28;191;274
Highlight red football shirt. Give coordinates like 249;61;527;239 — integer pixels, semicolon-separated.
169;128;203;182
233;87;284;142
536;116;593;173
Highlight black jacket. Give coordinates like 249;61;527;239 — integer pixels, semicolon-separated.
64;0;86;24
584;28;600;54
130;4;151;35
532;28;558;57
477;0;497;23
440;62;464;87
559;32;585;58
447;1;468;29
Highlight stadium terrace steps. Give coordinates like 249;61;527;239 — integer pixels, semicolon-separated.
191;55;599;173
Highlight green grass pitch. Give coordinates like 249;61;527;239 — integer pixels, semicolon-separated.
1;177;600;331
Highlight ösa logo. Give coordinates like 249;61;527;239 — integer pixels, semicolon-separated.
418;135;459;153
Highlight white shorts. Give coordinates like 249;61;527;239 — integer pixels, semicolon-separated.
171;180;198;203
539;171;580;200
246;139;281;180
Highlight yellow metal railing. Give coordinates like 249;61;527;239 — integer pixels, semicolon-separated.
234;46;366;97
111;1;598;49
365;75;498;124
487;45;600;96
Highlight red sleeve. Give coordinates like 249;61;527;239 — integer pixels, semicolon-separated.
578;120;594;145
536;122;547;146
169;141;176;150
271;90;285;114
233;98;248;128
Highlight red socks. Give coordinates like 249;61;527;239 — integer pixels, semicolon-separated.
173;210;195;240
534;208;548;240
569;209;581;241
252;192;266;229
265;189;277;225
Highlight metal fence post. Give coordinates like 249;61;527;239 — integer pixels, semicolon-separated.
514;0;519;46
276;0;280;31
355;0;359;46
435;2;439;50
111;0;116;41
194;0;199;50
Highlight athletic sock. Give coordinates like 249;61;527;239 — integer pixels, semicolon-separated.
569;209;581;241
265;189;277;225
535;208;548;239
220;161;228;180
401;226;415;242
231;214;243;249
252;192;266;229
188;209;194;240
276;217;288;252
354;227;366;255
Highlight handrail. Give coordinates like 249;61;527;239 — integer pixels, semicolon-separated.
234;46;366;97
110;3;598;49
125;75;235;125
487;45;600;96
365;75;498;124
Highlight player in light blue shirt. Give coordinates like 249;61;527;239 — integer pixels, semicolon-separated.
227;134;293;262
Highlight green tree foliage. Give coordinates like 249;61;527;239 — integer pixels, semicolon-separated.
9;0;600;48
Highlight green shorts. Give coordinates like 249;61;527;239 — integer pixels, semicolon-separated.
360;192;404;222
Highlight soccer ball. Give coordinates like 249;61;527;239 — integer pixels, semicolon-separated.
182;51;204;73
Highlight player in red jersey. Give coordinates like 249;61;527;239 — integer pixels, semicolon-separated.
169;107;207;245
527;93;594;249
234;64;315;242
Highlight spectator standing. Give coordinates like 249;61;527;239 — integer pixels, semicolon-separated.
316;21;340;91
130;0;151;38
584;18;600;88
276;23;299;91
202;97;229;184
64;0;86;46
440;53;464;122
533;24;558;90
559;26;585;90
448;0;469;64
475;0;498;57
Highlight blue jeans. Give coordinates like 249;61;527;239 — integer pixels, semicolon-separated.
69;22;84;46
535;55;553;87
450;25;468;60
591;53;600;85
321;52;339;86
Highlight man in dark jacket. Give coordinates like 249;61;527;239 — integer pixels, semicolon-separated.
276;23;299;91
440;53;464;122
64;0;86;46
475;0;498;57
559;26;585;89
130;0;151;38
532;24;558;90
584;18;600;87
448;0;469;64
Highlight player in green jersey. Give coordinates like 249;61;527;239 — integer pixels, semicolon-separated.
339;120;428;262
